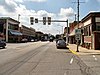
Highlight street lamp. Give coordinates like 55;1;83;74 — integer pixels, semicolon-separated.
18;14;21;22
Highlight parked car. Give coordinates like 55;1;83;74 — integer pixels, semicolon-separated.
0;40;6;48
56;39;66;49
31;39;35;42
21;38;28;43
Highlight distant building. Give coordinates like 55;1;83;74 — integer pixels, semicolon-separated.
64;27;69;42
35;31;44;41
69;21;78;44
19;25;36;41
0;17;22;42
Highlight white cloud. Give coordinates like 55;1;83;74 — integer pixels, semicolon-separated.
0;0;17;12
13;0;47;3
0;0;75;35
97;0;100;2
26;0;47;2
59;7;75;17
13;0;23;3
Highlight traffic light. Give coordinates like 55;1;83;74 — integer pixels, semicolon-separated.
35;18;38;23
30;17;34;25
48;17;51;25
43;17;46;25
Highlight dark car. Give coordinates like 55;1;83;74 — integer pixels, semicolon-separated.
49;38;54;42
0;40;6;48
56;39;66;49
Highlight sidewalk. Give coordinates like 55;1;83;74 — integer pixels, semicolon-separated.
68;44;100;75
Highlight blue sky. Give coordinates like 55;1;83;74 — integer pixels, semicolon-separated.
0;0;100;35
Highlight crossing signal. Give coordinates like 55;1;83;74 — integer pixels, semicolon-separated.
43;17;46;25
30;17;34;25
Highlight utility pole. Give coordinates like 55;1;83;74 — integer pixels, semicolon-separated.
75;14;77;21
76;0;80;52
72;0;85;52
6;19;8;42
66;19;68;45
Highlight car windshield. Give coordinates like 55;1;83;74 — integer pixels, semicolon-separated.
58;39;65;43
0;0;99;75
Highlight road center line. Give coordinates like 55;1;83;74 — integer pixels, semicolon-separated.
70;58;73;64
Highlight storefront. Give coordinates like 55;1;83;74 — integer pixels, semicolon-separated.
0;17;21;42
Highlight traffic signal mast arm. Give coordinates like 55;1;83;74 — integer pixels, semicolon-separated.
51;20;68;22
30;17;68;25
37;20;67;22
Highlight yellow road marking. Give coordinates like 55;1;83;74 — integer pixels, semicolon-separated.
69;49;79;56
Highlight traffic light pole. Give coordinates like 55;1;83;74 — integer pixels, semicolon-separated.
30;17;69;44
66;20;68;45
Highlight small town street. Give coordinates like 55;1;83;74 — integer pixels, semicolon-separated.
0;42;84;75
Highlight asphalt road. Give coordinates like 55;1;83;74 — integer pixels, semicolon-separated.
0;41;84;75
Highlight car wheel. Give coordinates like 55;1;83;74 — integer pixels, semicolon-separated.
57;47;59;49
2;46;5;48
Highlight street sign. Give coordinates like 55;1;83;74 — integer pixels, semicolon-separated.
75;34;81;40
75;29;81;34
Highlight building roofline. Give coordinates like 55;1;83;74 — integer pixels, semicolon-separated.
81;12;100;23
0;17;20;23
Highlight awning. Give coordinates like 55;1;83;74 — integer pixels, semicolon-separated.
9;30;22;36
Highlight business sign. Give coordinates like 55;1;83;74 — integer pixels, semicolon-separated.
75;29;81;34
75;34;81;40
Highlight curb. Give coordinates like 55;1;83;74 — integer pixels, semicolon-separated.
67;46;79;56
69;49;79;56
67;46;96;75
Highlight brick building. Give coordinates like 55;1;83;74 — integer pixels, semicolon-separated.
0;17;22;42
69;12;100;50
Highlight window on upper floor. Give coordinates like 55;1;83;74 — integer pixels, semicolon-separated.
88;25;91;36
96;23;100;31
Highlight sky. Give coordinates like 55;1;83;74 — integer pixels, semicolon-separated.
0;0;100;35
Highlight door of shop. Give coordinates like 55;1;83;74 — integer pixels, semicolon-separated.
94;32;100;50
